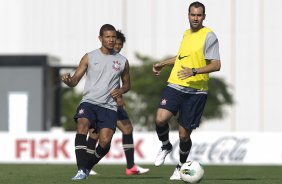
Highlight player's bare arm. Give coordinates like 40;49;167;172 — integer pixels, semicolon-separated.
111;60;131;98
120;60;131;94
61;54;88;87
111;60;130;107
177;59;221;80
153;56;177;76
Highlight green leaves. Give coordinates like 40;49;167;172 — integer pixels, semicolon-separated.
61;88;82;131
203;77;234;120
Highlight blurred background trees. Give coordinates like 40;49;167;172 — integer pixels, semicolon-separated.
61;54;233;131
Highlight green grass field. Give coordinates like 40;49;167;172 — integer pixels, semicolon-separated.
0;164;281;184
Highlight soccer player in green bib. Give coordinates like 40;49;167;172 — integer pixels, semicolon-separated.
152;1;221;180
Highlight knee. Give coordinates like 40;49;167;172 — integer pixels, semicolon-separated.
76;120;89;134
99;138;111;148
121;124;133;134
179;133;190;142
155;116;167;126
155;110;171;126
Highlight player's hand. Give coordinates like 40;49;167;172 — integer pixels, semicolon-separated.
177;66;193;80
111;88;123;98
89;128;99;138
61;73;72;85
115;95;125;107
111;89;125;106
153;63;164;76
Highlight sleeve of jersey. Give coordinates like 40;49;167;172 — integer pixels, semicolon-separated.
204;32;220;60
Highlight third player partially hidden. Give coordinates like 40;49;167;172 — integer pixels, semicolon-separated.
152;1;221;181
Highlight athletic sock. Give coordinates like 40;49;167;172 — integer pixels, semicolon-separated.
74;134;88;170
176;164;181;169
122;133;135;169
87;137;97;153
85;144;110;170
179;139;192;164
155;123;171;148
86;137;97;164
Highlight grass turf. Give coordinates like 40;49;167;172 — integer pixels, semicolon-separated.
0;164;281;184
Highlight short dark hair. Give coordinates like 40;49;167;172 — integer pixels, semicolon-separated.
189;1;205;15
99;24;116;36
116;30;126;44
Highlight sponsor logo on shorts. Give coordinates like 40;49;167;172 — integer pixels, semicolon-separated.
78;109;84;115
160;99;167;105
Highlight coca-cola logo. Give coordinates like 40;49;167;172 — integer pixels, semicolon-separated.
170;136;249;163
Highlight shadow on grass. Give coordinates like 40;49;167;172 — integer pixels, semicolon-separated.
207;177;257;181
93;176;164;180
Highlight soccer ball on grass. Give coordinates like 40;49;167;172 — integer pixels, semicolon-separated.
180;161;204;183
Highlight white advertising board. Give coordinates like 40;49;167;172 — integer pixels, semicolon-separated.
0;131;281;165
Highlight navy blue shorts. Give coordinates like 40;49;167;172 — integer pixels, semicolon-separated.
117;107;129;121
158;86;207;130
74;102;117;131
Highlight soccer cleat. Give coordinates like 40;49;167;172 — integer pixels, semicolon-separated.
169;165;181;180
154;144;173;166
89;169;98;175
125;165;150;175
71;169;88;180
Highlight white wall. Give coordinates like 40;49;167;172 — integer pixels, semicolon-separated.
1;0;282;132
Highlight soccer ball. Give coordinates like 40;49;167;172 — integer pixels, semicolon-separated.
180;161;204;183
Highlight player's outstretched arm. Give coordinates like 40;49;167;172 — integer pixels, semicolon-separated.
152;56;176;76
61;54;88;87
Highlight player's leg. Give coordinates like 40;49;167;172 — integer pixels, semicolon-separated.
117;119;134;169
170;93;207;180
72;117;91;180
72;102;98;180
179;126;192;166
85;128;114;170
154;108;174;166
117;117;150;175
116;107;135;170
155;86;180;166
170;126;192;180
85;106;117;171
87;129;99;175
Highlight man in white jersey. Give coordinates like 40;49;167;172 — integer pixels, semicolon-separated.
61;24;130;180
152;1;221;180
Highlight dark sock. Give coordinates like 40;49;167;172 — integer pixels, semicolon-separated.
75;134;88;170
122;133;134;169
176;164;181;169
86;137;97;167
156;124;171;149
87;137;97;153
179;139;192;164
85;144;110;170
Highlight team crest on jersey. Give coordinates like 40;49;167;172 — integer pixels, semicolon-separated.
78;108;84;115
160;99;168;105
112;61;121;71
